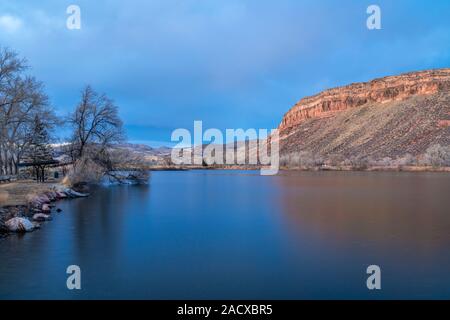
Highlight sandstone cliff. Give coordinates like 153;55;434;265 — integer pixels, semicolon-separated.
280;69;450;132
278;69;450;165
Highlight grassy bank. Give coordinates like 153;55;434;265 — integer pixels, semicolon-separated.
0;180;63;207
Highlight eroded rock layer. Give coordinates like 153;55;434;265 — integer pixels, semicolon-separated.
279;69;450;133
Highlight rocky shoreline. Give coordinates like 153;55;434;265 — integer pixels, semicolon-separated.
0;186;88;236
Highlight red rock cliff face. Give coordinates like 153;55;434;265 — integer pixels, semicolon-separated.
279;69;450;133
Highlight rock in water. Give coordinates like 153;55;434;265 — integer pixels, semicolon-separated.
5;217;35;232
65;189;89;198
33;213;52;222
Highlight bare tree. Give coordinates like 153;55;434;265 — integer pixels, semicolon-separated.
68;85;125;161
0;47;26;85
65;88;149;185
0;47;55;176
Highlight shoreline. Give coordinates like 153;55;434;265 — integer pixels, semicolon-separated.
0;181;88;236
148;165;450;172
280;165;450;172
0;168;149;236
3;165;449;207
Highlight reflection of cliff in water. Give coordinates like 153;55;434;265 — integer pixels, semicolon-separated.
274;171;450;257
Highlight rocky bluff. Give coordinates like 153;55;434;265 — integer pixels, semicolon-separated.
279;69;450;134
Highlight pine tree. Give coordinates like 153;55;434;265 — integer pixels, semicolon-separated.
25;116;53;182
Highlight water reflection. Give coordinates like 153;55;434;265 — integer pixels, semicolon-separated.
1;171;450;299
275;171;450;255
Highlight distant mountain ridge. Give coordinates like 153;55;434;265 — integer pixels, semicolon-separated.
114;143;171;156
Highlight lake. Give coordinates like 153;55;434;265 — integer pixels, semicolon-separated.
1;170;450;299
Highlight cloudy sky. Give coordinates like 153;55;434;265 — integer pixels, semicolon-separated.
1;0;449;146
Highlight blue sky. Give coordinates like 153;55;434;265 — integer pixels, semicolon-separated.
1;0;449;146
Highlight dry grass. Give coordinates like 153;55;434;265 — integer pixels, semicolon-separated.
0;180;61;207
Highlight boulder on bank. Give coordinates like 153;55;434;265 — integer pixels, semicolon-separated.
44;191;57;202
29;195;51;209
5;217;34;232
32;213;52;222
41;203;51;213
55;191;67;199
37;194;51;204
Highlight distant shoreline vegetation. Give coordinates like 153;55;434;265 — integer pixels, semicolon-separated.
279;145;450;172
170;121;279;175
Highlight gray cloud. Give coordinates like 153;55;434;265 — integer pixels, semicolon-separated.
1;0;449;144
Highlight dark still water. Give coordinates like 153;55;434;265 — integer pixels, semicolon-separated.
1;170;450;299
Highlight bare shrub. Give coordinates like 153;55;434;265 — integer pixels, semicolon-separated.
394;153;417;167
343;156;369;170
62;156;105;186
279;154;290;167
280;151;323;168
421;144;450;167
280;152;300;167
325;154;346;167
374;157;393;167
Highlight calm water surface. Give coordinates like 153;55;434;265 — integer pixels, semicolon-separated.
1;170;450;299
